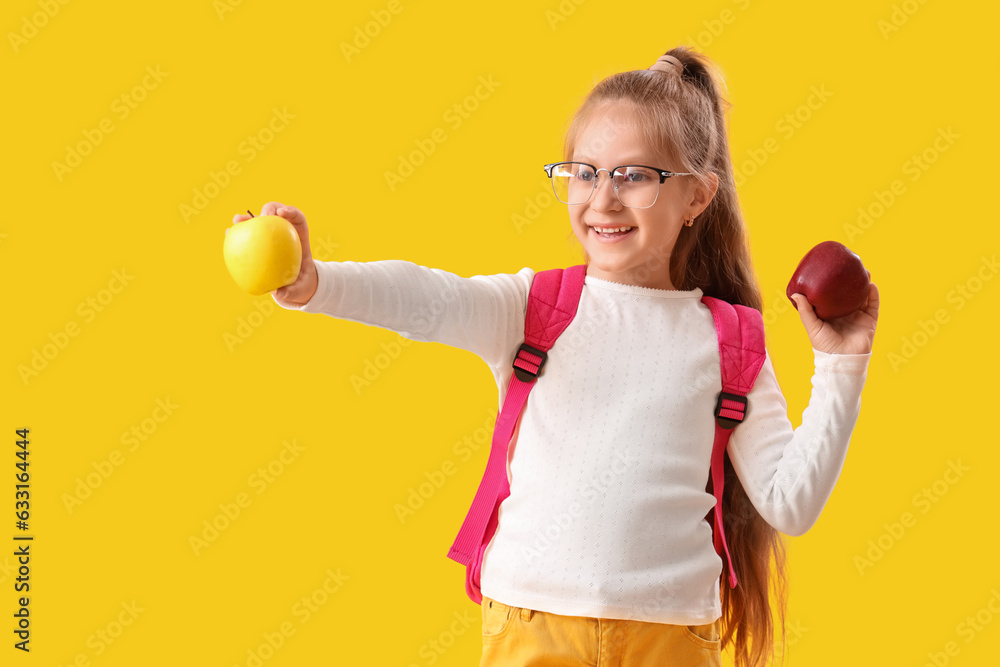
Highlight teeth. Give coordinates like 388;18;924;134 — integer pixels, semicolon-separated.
594;227;634;233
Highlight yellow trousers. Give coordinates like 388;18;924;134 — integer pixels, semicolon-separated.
480;595;722;667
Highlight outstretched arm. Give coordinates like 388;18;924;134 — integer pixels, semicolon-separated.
273;255;534;371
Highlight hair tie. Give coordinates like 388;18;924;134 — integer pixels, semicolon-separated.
650;54;683;75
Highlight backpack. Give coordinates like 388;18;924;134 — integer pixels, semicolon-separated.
446;264;766;605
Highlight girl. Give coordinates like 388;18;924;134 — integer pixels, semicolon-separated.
230;46;879;667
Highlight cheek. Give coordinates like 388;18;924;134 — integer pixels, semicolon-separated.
642;209;673;229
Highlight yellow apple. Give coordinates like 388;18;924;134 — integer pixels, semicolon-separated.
223;215;302;295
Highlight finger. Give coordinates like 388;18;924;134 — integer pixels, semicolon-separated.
275;206;311;257
261;201;285;216
227;213;253;235
864;282;880;323
275;205;306;227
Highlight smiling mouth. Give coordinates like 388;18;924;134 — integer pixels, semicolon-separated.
590;226;636;239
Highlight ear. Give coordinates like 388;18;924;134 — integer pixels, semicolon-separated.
688;171;719;217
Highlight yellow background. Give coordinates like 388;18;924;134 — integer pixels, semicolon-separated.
3;0;998;664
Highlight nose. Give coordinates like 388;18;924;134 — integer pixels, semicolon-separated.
591;168;621;209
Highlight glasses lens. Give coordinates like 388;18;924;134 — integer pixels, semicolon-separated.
613;166;660;208
551;163;596;204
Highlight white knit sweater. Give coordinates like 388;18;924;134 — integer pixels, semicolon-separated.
273;258;871;624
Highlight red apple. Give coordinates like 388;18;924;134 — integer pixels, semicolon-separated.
786;241;871;320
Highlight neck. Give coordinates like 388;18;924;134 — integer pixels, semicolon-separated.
586;265;676;291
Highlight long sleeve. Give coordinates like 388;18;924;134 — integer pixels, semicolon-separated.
725;348;871;536
271;258;534;371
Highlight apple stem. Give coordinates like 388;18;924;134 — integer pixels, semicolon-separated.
247;209;254;217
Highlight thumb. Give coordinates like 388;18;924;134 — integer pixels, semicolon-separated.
276;206;304;226
791;293;821;332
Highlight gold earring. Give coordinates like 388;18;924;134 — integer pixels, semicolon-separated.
684;217;694;227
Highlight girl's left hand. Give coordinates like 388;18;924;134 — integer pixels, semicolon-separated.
790;283;879;355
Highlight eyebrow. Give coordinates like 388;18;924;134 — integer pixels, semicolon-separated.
572;155;657;165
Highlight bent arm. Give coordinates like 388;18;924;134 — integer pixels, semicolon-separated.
725;349;871;536
272;258;534;369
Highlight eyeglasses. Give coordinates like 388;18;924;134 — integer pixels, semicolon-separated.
542;161;694;209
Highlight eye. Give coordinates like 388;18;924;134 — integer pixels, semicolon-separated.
620;167;652;183
576;166;596;182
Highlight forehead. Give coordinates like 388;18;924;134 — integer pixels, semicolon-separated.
572;103;669;165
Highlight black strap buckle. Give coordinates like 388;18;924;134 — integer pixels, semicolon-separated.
512;342;547;382
715;391;748;430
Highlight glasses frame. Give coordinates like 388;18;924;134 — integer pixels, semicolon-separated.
542;161;695;209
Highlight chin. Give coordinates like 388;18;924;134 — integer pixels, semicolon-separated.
587;255;634;275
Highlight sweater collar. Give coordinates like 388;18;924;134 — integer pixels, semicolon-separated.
583;273;704;299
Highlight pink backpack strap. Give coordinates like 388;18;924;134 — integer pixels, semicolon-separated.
447;264;587;604
700;296;766;588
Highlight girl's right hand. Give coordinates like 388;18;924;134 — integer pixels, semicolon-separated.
231;202;319;306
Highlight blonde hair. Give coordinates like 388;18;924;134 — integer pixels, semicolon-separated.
561;45;788;667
